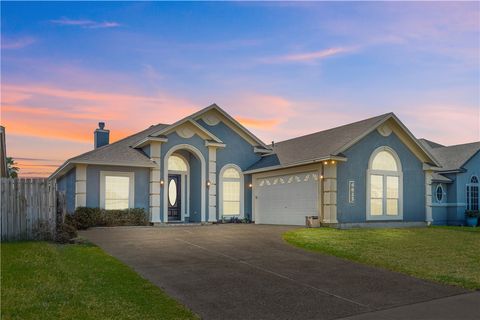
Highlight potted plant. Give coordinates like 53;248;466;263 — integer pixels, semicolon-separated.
465;210;479;227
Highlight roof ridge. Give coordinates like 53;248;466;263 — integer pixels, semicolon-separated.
274;112;392;146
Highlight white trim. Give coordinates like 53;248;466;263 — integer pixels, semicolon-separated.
167;153;190;221
192;104;267;148
219;164;244;220
366;146;404;221
334;114;440;167
132;137;168;148
163;144;206;223
205;141;226;148
243;155;347;174
151;118;223;143
435;184;445;203
99;171;135;209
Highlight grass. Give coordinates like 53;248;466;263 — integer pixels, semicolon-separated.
1;241;198;320
284;226;480;290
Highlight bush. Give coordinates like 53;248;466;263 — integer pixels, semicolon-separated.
69;207;149;229
466;210;480;218
56;223;78;243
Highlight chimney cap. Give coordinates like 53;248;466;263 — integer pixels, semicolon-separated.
98;122;105;130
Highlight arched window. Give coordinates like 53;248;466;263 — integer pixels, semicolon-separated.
367;147;403;220
168;155;188;172
436;184;444;202
467;175;479;211
220;165;243;217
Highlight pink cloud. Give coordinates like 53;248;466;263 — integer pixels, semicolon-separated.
262;47;355;64
50;17;121;29
1;37;36;49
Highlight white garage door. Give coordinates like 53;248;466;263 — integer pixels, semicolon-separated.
254;171;319;225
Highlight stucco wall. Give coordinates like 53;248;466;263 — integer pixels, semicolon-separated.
196;119;261;219
337;130;425;223
56;167;76;214
85;165;150;210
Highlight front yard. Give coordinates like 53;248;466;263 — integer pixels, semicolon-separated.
284;226;480;290
1;242;198;320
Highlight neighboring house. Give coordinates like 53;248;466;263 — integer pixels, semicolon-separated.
419;139;480;225
50;104;480;227
0;126;8;178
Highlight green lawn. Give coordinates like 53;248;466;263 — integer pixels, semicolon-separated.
1;242;198;320
284;227;480;290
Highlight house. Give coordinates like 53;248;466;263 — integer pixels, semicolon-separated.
50;104;480;227
419;139;480;225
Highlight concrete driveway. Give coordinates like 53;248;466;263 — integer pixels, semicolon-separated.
81;224;469;320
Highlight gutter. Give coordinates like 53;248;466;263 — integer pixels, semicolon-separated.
243;155;347;174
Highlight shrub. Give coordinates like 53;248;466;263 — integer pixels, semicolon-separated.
466;210;480;218
56;223;78;243
70;207;149;229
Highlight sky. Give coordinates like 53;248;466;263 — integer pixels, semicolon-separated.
1;1;479;177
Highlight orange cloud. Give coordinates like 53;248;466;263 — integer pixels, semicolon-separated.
236;117;281;129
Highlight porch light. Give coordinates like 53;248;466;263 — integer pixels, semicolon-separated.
206;180;211;188
331;160;336;164
320;175;324;179
160;180;164;186
323;161;328;165
248;183;253;188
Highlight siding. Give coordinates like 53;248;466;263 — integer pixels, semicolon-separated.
337;130;425;223
86;165;150;210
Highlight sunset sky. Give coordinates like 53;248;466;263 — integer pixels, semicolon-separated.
1;2;479;177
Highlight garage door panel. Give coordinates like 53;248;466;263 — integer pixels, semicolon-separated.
255;172;319;226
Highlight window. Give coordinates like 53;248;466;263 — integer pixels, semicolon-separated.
467;176;479;211
100;172;134;210
367;147;402;220
436;185;444;202
168;155;187;172
221;166;242;216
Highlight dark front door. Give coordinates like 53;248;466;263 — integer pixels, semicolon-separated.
168;174;181;221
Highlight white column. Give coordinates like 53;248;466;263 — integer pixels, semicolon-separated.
425;170;433;225
207;146;217;222
75;164;87;208
149;142;162;223
322;162;338;224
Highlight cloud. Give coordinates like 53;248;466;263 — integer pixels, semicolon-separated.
1;37;36;49
263;47;355;64
50;17;121;29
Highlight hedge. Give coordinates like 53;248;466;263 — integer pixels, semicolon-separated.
66;207;150;230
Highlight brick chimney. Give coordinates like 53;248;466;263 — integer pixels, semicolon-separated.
94;122;109;149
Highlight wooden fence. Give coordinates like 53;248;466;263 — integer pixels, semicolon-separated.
1;178;63;241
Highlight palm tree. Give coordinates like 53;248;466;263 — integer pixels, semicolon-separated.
6;157;19;178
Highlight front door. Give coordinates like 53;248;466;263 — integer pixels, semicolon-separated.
168;174;181;221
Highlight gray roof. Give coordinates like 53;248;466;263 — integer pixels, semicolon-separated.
248;113;392;171
419;139;480;172
50;123;169;179
70;123;169;166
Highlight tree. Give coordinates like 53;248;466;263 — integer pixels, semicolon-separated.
6;157;19;178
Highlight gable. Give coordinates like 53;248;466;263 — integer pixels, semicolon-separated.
150;118;222;143
193;105;267;148
336;115;440;167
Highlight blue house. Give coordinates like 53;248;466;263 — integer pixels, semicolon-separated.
50;104;480;227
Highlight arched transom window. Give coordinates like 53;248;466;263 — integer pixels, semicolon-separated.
467;175;479;211
168;155;188;172
367;147;403;220
222;166;242;216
